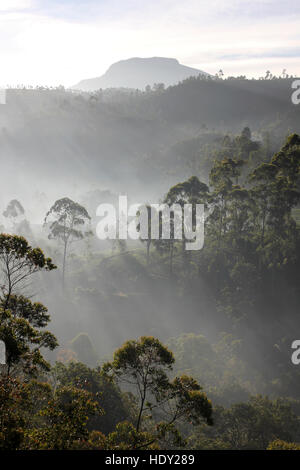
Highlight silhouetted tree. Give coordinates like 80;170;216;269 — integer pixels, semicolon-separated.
44;198;92;287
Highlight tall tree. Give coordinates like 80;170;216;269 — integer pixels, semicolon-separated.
3;200;25;232
0;295;58;375
44;198;92;286
0;234;57;375
163;176;209;272
0;234;55;305
102;336;212;448
3;200;25;221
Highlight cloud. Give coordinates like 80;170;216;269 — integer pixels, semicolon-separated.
31;0;300;24
0;0;299;86
220;47;300;61
0;0;33;11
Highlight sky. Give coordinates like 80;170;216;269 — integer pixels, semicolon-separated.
0;0;299;87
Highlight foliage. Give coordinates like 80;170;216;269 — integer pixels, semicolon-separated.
0;295;58;375
23;385;102;450
0;234;57;375
189;396;300;450
267;439;300;450
53;361;130;434
102;336;212;447
69;333;98;367
44;197;92;285
0;234;56;300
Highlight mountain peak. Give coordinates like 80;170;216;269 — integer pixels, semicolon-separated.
72;57;208;91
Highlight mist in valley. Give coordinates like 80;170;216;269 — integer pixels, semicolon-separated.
0;77;298;366
1;70;300;450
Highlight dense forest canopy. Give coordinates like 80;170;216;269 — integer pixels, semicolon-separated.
0;76;298;204
0;74;300;450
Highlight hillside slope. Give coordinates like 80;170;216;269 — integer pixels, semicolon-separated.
73;57;209;91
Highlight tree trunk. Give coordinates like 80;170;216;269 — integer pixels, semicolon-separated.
62;241;67;289
136;396;145;432
169;242;174;277
146;241;150;266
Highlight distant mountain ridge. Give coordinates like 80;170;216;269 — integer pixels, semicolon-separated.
72;57;209;91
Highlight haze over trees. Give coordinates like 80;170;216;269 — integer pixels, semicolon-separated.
44;198;92;286
0;68;300;449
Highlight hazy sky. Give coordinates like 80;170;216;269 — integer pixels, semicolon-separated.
0;0;299;86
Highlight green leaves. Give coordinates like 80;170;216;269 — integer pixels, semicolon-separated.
0;234;54;269
0;297;58;375
24;385;102;450
0;234;57;375
44;197;92;244
44;197;92;285
3;200;25;220
165;176;209;206
105;336;174;380
102;336;212;447
0;234;56;298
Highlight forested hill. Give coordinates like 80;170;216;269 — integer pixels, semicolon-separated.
1;77;298;137
151;76;297;126
0;77;299;200
1;78;300;451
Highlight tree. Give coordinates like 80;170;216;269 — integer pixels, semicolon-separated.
3;200;25;229
106;421;158;450
0;234;56;306
53;361;130;435
102;336;212;448
138;205;156;266
0;295;58;375
267;439;300;450
153;83;165;92
162;176;209;274
0;234;57;375
0;375;28;449
2;200;33;239
0;378;55;450
165;176;209;209
69;333;98;367
249;134;300;268
44;197;92;286
24;385;102;450
213;396;300;449
209;157;246;254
